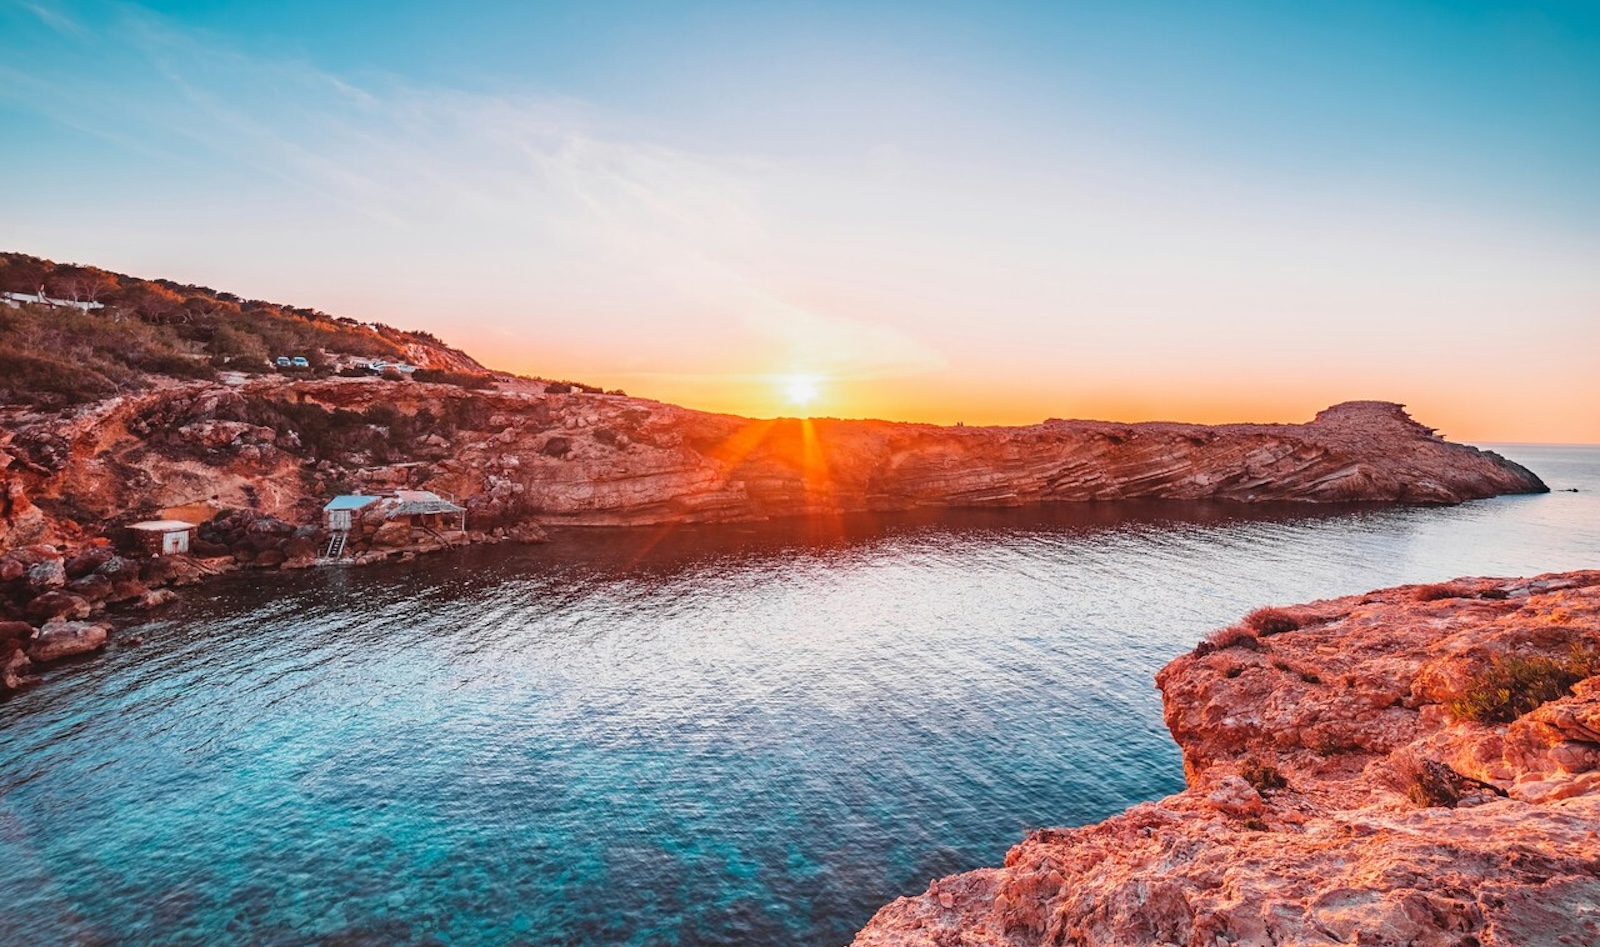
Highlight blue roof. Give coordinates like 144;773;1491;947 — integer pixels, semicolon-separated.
324;495;380;511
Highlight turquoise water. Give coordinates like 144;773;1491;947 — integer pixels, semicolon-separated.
0;445;1595;946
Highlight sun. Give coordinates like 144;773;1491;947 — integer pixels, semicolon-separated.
783;374;821;410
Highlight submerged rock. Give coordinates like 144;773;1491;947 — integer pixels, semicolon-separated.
133;588;179;611
852;570;1600;947
505;522;549;544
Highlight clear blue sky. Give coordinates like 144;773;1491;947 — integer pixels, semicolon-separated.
3;1;1597;439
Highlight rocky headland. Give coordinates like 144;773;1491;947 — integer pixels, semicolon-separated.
0;376;1546;552
852;570;1600;947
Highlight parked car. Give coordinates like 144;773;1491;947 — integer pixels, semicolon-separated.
290;356;310;368
275;356;292;367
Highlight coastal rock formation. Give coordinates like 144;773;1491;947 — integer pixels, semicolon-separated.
0;375;1549;695
851;571;1600;947
0;377;1546;554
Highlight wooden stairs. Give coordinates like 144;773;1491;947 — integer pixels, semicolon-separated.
324;531;348;559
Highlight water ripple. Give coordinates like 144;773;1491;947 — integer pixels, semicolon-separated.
0;446;1595;945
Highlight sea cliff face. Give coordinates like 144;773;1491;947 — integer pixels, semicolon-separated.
0;376;1547;553
851;571;1600;947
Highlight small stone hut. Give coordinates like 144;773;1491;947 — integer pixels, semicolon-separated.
129;520;197;556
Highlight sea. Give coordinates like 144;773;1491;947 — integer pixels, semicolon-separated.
0;445;1595;946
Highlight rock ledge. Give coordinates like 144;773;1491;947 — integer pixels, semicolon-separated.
852;570;1600;947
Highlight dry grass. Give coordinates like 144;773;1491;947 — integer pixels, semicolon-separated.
1205;625;1262;652
0;251;455;410
1243;607;1300;636
1412;582;1466;602
1240;757;1287;793
1448;644;1600;724
1399;758;1461;808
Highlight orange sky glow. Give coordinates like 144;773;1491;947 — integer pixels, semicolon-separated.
4;2;1597;445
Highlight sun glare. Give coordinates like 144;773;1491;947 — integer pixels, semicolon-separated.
783;375;821;410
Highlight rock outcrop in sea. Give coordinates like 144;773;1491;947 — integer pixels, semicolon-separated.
851;571;1600;947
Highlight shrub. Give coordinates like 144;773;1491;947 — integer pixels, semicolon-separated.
1205;625;1261;652
1244;607;1300;636
1447;644;1600;724
136;352;214;380
0;252;459;402
1240;757;1287;793
1412;582;1464;602
0;351;119;407
413;369;494;390
1400;758;1460;808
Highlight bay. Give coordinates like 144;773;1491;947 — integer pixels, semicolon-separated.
0;445;1595;946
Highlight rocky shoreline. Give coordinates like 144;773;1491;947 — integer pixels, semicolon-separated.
851;570;1600;947
0;379;1549;696
0;374;1547;549
0;519;548;693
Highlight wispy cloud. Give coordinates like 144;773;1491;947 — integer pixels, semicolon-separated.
0;0;946;381
4;0;1594;437
17;0;82;35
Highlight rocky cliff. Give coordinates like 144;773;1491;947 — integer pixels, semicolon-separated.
0;377;1546;554
851;571;1600;947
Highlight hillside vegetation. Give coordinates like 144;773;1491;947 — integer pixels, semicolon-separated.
0;251;480;408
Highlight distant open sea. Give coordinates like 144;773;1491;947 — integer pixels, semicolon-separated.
1;445;1595;946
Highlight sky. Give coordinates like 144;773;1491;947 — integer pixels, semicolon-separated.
1;1;1597;442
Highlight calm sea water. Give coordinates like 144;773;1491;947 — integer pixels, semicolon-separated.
1;445;1595;946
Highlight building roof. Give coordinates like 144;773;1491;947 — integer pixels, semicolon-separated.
324;495;382;511
385;498;467;516
129;520;197;532
383;490;466;516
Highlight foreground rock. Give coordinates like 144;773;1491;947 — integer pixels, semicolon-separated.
852;571;1600;947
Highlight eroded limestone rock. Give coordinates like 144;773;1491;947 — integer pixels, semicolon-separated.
852;571;1600;947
